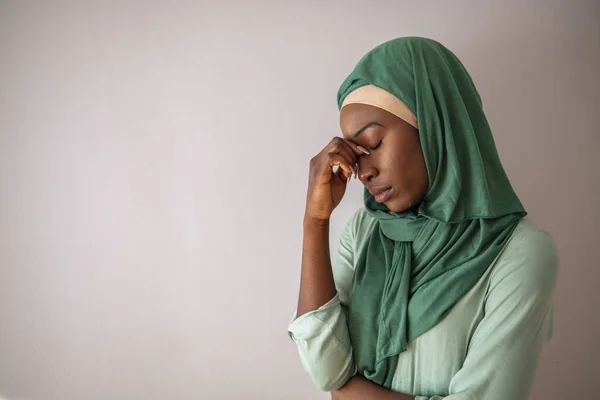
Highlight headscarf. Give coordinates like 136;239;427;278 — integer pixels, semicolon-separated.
337;37;526;388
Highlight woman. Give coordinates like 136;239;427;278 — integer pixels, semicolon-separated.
288;37;558;400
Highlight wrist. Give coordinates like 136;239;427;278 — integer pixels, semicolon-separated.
303;215;330;228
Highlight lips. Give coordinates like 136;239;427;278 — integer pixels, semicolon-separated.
369;186;393;203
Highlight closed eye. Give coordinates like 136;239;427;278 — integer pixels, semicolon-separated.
370;140;383;151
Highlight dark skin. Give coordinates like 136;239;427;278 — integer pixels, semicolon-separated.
297;103;428;399
340;103;428;212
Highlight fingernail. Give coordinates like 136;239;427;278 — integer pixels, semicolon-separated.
357;146;370;155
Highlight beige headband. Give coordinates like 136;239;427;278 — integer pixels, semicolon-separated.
341;84;418;129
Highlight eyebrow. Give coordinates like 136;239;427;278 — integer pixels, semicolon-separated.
353;121;383;138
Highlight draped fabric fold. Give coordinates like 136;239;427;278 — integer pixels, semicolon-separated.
337;37;526;387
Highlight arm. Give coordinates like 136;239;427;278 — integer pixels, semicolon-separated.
332;375;413;400
296;217;337;317
289;137;365;391
288;210;362;391
296;136;364;317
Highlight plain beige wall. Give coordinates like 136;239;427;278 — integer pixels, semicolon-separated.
0;1;598;399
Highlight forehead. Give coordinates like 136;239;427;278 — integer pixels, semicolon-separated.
339;103;397;138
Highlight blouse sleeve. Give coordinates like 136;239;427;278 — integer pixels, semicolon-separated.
287;209;362;391
415;225;559;400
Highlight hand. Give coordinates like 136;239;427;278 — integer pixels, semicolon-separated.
305;137;368;221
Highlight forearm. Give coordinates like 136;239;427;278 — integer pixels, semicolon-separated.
296;217;337;317
332;375;413;400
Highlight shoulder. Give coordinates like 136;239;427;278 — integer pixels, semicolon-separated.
488;218;559;302
333;208;377;298
348;207;376;231
340;207;378;248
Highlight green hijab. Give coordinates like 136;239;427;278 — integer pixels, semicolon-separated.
337;37;526;388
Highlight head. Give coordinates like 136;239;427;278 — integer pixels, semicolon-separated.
340;98;428;214
337;37;524;222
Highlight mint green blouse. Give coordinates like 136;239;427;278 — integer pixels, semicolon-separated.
288;208;558;399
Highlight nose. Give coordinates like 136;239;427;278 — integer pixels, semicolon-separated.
358;158;378;183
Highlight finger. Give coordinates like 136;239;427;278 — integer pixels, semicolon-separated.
326;138;358;174
326;154;353;181
339;140;369;179
340;142;363;179
343;139;370;158
334;161;353;183
327;137;359;162
328;152;355;179
338;143;359;168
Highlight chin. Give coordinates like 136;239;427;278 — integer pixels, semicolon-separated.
386;195;419;213
385;202;411;213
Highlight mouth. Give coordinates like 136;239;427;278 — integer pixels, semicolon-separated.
370;187;393;203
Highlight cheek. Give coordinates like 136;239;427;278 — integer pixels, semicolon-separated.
387;150;413;179
392;150;427;190
409;154;429;196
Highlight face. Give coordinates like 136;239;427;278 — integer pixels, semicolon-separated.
340;103;428;213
